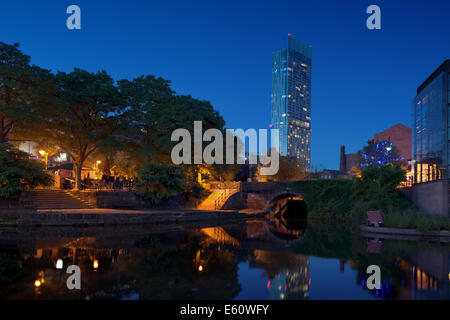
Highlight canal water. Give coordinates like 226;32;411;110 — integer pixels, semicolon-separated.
0;218;448;300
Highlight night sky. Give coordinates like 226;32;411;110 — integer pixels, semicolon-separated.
1;0;449;169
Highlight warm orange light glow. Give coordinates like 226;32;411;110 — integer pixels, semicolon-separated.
93;260;99;269
39;150;46;156
198;265;203;272
34;280;41;287
96;160;102;164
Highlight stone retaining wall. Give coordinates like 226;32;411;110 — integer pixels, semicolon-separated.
0;210;258;227
70;190;143;209
400;180;449;217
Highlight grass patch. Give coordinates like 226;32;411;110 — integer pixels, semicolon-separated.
383;207;449;231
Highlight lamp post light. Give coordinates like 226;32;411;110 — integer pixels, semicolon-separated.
93;259;99;270
39;150;48;169
95;161;102;180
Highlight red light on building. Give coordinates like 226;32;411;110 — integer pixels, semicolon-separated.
267;280;271;288
288;33;292;37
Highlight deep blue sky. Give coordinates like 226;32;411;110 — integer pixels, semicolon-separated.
1;0;449;169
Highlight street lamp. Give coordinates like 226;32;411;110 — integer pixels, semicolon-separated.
39;150;48;169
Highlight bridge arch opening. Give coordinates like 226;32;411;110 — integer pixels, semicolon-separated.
267;193;307;221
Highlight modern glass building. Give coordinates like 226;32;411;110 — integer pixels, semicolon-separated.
271;35;312;169
413;60;450;183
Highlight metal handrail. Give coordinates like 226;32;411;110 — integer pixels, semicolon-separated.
214;187;238;210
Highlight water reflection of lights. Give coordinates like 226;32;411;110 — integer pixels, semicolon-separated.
201;227;240;246
401;259;440;291
34;271;46;293
265;258;310;300
359;258;442;299
56;259;63;269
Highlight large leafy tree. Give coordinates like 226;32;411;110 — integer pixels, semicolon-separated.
34;69;122;189
118;77;229;187
117;75;175;164
119;76;225;163
0;42;53;143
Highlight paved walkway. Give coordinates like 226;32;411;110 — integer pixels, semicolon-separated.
1;208;264;227
35;208;238;214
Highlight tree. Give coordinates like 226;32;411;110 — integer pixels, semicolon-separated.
354;164;406;210
120;78;225;165
262;156;308;182
0;144;53;198
118;76;227;186
360;140;404;168
117;75;175;164
34;69;122;189
0;42;53;143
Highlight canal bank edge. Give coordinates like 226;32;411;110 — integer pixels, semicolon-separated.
0;209;265;227
360;225;450;242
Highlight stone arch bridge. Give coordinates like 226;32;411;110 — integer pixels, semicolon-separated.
222;181;305;212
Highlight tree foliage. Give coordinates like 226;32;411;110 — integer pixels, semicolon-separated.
360;140;404;168
32;69;122;189
354;164;406;210
0;42;53;143
136;163;187;204
263;156;308;181
0;144;53;198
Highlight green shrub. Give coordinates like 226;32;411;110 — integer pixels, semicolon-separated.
353;164;406;211
293;179;358;223
136;163;187;204
0;144;53;198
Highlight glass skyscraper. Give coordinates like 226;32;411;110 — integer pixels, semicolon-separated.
413;60;450;183
271;35;312;169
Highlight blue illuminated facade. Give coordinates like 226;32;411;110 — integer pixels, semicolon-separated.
413;60;450;183
271;35;312;168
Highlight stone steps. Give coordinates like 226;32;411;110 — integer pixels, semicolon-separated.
31;189;93;209
197;189;239;210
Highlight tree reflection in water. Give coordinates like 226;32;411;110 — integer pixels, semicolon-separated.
0;217;448;300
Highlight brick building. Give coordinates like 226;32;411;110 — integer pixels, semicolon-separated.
340;123;412;173
373;123;412;162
